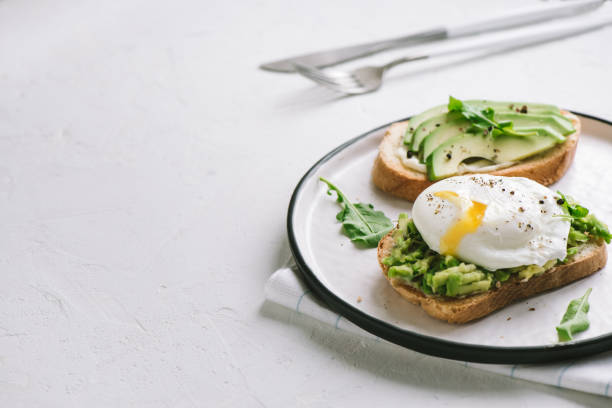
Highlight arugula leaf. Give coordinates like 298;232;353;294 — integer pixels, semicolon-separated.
557;191;588;218
448;96;536;138
583;214;612;244
556;288;592;342
556;192;612;244
320;177;393;248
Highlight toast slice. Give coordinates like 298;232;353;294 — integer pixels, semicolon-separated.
377;229;607;324
372;111;580;202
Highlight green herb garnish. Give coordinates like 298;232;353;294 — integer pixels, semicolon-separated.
319;177;393;248
557;191;611;244
448;96;536;138
556;288;592;342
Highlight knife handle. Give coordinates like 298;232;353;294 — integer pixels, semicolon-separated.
447;0;604;38
309;28;448;69
381;16;612;73
378;27;448;50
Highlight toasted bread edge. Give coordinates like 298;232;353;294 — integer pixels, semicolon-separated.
377;229;606;324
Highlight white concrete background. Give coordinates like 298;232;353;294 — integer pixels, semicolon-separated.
0;0;611;406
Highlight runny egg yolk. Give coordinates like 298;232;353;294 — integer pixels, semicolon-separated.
434;191;488;256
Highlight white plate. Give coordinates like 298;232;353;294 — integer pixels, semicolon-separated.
288;112;612;363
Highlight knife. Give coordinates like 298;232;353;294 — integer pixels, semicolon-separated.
260;0;604;73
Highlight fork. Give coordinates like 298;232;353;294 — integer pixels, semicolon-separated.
294;18;612;95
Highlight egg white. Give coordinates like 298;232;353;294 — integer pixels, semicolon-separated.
412;175;570;270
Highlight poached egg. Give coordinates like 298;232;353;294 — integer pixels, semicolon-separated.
412;175;570;270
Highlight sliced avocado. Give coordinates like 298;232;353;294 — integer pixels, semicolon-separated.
515;126;565;143
403;104;448;145
419;112;571;161
426;132;559;181
420;117;470;160
409;112;464;152
477;101;560;115
403;127;413;146
407;101;560;132
405;101;565;150
403;100;510;145
496;112;574;138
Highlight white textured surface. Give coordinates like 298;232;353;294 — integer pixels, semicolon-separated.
1;0;612;406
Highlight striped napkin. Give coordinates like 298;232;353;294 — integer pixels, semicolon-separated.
265;259;612;397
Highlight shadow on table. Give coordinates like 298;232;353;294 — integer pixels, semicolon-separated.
259;300;611;407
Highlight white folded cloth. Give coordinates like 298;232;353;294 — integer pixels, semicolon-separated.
265;259;612;398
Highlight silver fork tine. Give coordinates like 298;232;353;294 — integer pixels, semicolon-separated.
293;65;352;89
293;64;341;85
295;72;342;91
301;68;346;81
310;69;353;80
294;66;339;86
308;71;360;86
294;64;361;88
295;71;360;94
294;63;352;79
293;63;369;94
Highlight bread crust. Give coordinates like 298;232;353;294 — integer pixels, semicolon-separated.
372;111;581;202
377;230;606;324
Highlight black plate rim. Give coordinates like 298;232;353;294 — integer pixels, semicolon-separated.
286;111;612;364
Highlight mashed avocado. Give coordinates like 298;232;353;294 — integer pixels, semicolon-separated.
383;205;607;298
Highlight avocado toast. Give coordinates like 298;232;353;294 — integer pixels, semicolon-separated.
377;175;610;324
378;222;606;324
372;98;580;202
